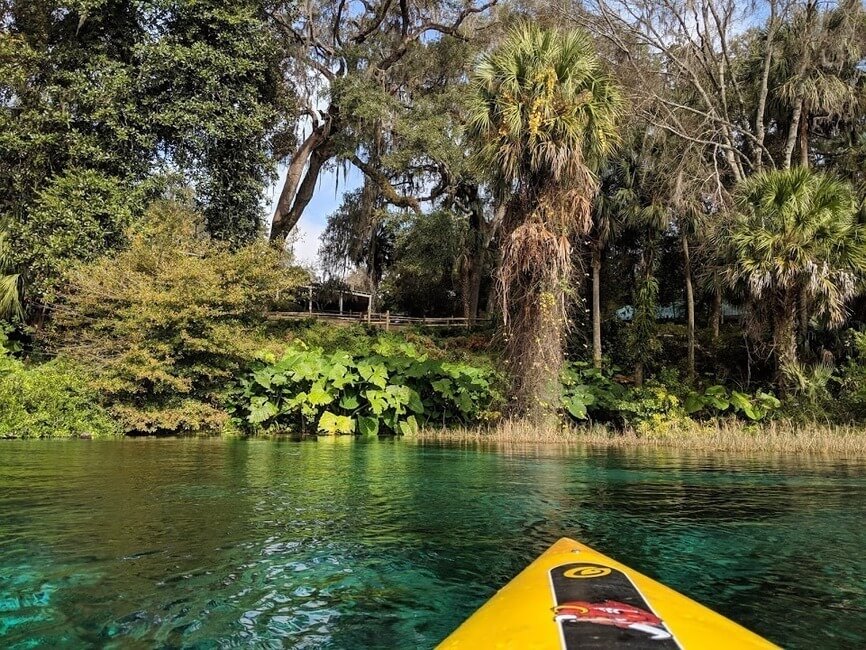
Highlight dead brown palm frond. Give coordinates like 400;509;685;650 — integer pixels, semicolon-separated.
0;231;23;323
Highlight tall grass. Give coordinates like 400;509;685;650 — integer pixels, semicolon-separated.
414;419;866;454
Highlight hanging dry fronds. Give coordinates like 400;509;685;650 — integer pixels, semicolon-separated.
468;23;622;416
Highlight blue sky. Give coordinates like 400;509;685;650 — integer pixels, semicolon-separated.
264;164;363;269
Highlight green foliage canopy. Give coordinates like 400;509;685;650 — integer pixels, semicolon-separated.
48;200;306;434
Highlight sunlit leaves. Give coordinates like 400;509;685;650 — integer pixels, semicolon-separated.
318;411;354;435
232;344;501;435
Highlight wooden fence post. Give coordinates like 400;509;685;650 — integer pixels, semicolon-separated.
385;310;390;331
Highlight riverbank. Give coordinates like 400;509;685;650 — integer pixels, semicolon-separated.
414;419;866;454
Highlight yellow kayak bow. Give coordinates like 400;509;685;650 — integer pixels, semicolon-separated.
438;537;778;649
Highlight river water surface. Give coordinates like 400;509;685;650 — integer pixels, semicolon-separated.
1;439;865;648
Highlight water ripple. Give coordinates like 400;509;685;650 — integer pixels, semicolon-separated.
1;439;865;648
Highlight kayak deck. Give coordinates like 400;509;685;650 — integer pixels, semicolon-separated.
438;537;778;649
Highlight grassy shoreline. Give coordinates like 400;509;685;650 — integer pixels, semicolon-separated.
413;419;866;454
5;418;866;455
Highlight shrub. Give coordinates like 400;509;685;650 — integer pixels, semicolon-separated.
561;361;781;426
13;169;135;306
0;353;120;438
48;200;306;434
835;331;866;421
683;385;781;421
229;341;502;435
561;362;684;426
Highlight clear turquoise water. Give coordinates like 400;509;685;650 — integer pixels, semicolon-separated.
1;439;865;648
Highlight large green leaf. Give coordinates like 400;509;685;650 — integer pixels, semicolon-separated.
327;363;355;389
730;391;760;420
339;392;360;410
398;415;419;435
318;411;355;435
703;385;730;411
365;389;388;415
564;395;588;419
248;396;278;424
357;416;379;436
307;382;334;406
431;377;454;398
252;368;273;390
684;392;706;414
358;363;388;388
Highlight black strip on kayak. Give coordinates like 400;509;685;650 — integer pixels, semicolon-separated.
549;562;681;649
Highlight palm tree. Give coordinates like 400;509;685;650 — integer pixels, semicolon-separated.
607;135;671;386
771;0;864;169
0;231;23;323
467;23;621;416
725;168;864;387
588;164;623;369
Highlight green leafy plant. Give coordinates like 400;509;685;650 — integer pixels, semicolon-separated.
561;362;681;425
684;385;781;421
48;200;306;434
563;362;781;424
561;362;629;421
0;354;120;439
229;341;501;435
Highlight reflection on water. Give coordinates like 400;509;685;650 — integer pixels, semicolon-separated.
1;438;865;648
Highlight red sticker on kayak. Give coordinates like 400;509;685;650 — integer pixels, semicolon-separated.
549;563;680;649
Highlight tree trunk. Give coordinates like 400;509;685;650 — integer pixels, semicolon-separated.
711;281;722;339
683;235;695;383
269;130;321;240
279;144;331;239
799;286;811;356
782;98;804;170
774;292;799;390
461;258;472;321
502;205;567;420
754;2;777;170
798;102;810;168
591;245;603;369
464;191;487;325
468;263;483;323
270;106;339;242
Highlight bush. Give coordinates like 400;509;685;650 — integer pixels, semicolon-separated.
48;200;306;434
835;331;866;421
0;353;120;438
683;385;781;421
13;169;136;306
229;340;502;435
561;361;781;427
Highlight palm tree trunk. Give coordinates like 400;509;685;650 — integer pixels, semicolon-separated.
782;98;804;170
798;102;809;168
461;259;472;321
591;245;603;369
711;281;722;339
774;292;799;390
799;286;811;355
634;362;644;387
683;235;695;383
469;264;483;323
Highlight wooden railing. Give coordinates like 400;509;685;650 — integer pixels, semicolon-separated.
267;310;490;329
